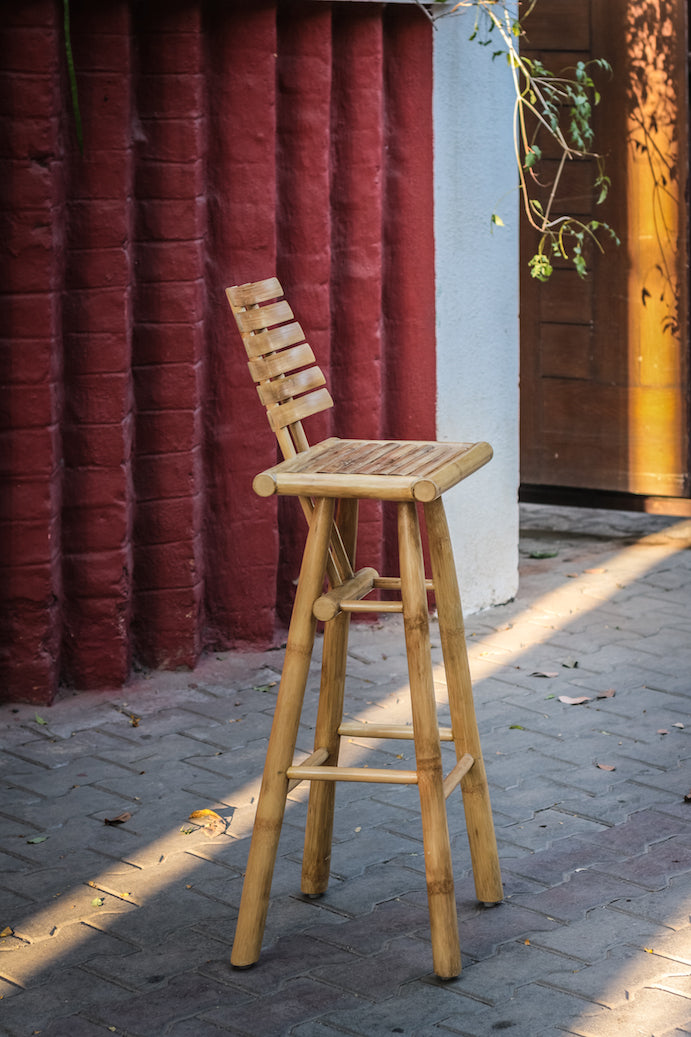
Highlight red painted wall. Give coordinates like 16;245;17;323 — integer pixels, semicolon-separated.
1;0;436;703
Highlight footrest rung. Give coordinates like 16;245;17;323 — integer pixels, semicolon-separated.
443;753;474;799
313;567;379;621
338;722;454;741
341;600;403;614
285;764;419;785
373;577;434;591
287;747;330;791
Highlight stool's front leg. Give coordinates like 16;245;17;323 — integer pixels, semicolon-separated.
398;501;461;979
424;497;503;906
231;495;335;969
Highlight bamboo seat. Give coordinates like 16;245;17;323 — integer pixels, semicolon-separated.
225;276;502;979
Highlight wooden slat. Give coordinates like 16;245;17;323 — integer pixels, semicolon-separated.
248;342;316;381
242;322;306;360
267;387;334;431
225;278;283;308
234;299;294;332
257;367;326;407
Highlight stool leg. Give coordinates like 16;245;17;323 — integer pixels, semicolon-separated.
398;501;461;979
424;498;503;905
231;496;335;969
302;499;358;895
301;610;350;895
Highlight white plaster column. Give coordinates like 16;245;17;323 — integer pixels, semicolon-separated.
433;9;520;613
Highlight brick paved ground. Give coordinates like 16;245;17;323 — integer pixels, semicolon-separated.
1;505;690;1037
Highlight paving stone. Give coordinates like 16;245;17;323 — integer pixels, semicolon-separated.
319;981;489;1037
166;1018;247;1037
500;834;620;887
607;871;691;932
87;972;248;1036
0;965;134;1036
594;835;691;891
529;905;669;962
83;926;233;991
537;942;689;1009
437;938;577;1007
23;1016;121;1037
208;931;363;996
436;980;619;1036
1;921;135;986
565;987;691;1037
509;868;651;924
203;977;362;1036
449;897;564;960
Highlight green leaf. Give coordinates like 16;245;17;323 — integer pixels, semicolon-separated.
491;213;505;227
35;714;47;726
529;254;553;282
27;835;48;844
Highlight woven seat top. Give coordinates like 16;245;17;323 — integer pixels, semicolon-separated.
252;438;493;502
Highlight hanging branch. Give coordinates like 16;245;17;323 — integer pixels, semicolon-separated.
418;0;619;279
63;0;83;153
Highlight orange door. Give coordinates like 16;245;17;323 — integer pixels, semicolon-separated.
520;0;689;500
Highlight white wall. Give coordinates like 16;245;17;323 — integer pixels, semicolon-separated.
433;10;520;614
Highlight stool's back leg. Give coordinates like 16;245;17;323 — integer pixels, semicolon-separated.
398;501;461;979
424;498;503;905
231;496;335;968
301;609;350;895
302;498;358;895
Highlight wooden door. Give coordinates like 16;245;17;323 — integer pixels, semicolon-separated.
520;0;689;502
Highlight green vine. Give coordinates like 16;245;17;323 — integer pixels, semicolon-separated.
421;0;619;279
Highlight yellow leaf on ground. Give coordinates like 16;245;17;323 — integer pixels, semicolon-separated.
189;809;223;822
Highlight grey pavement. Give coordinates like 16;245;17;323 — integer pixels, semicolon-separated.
1;503;690;1037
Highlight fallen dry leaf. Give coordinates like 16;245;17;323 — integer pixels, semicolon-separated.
585;567;606;574
531;671;559;679
189;808;227;838
561;658;579;669
0;926;14;939
202;818;227;839
104;812;131;826
684;791;691;803
657;729;669;736
673;722;684;729
558;695;591;705
189;809;223;822
596;763;616;771
596;689;616;699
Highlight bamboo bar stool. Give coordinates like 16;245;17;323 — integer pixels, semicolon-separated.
225;277;502;979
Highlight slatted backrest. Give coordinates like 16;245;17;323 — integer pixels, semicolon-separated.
226;278;334;460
